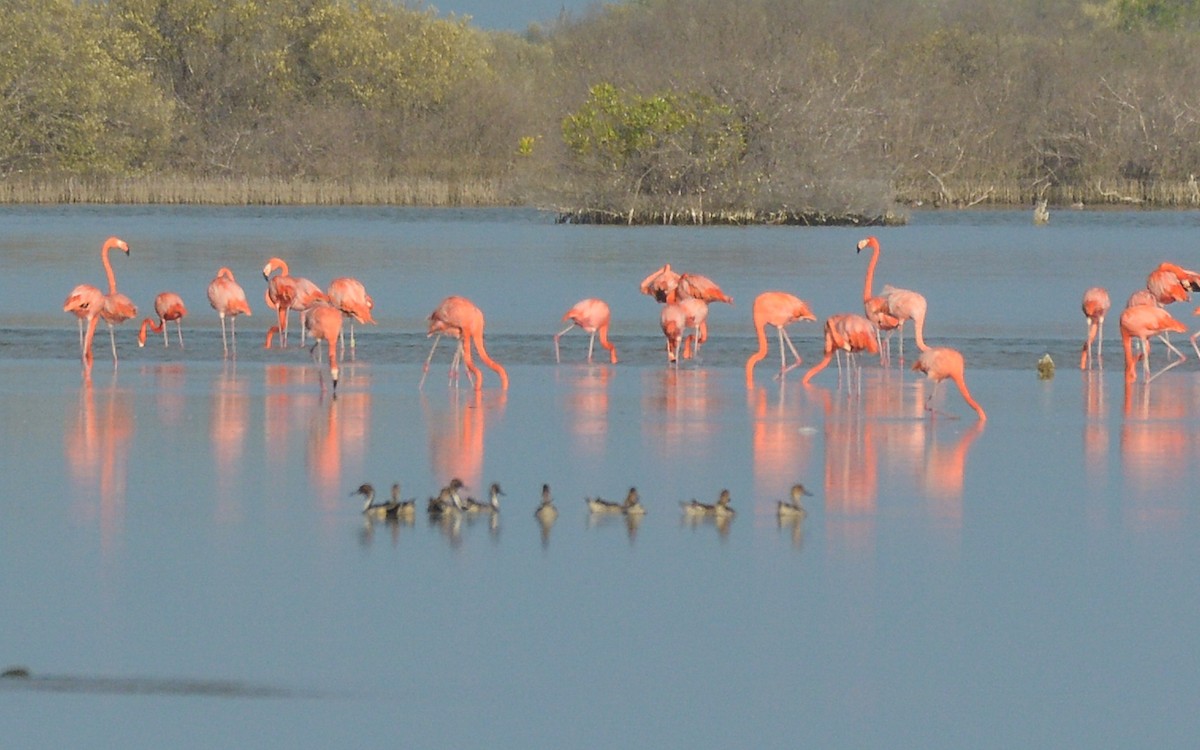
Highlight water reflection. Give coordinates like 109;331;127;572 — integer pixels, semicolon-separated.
64;380;134;555
359;514;415;548
306;379;372;507
556;365;612;456
421;388;506;496
210;364;249;522
641;368;719;464
1083;370;1109;498
1120;377;1195;531
146;364;187;428
747;385;816;522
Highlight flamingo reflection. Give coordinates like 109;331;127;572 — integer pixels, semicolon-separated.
557;365;612;456
307;378;372;506
211;364;249;522
748;385;817;524
641;368;719;463
422;388;506;502
1120;377;1193;531
64;380;134;556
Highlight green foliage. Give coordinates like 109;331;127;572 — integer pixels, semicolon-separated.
0;0;173;174
562;83;746;197
1085;0;1200;30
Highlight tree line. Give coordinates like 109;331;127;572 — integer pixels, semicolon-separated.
4;0;1200;221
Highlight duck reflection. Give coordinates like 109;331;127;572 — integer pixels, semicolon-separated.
210;364;249;522
1120;376;1193;530
557;365;612;455
64;380;134;554
422;388;506;496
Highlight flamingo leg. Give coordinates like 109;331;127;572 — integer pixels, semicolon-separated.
108;324;118;365
176;320;184;348
1097;317;1104;359
419;334;442;389
554;322;576;363
587;330;597;363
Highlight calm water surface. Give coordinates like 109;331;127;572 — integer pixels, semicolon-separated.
2;206;1199;748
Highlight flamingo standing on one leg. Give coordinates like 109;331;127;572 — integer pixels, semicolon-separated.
327;277;375;354
207;267;252;357
137;292;188;348
555;298;618;364
1121;302;1188;383
262;257;300;347
744;291;816;387
912;347;987;422
857;236;928;362
1079;287;1111;369
801;314;879;385
305;302;344;392
423;296;508;391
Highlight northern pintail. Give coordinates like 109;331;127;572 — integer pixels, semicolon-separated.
680;489;734;517
776;483;813;518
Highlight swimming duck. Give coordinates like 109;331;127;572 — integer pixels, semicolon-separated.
776;483;813;518
355;482;414;520
535;483;558;523
622;487;646;516
465;482;503;513
427;478;466;515
387;483;416;518
586;493;624;513
680;489;734;517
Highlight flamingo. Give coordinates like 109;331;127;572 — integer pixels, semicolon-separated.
640;263;680;303
857;236;928;362
744;291;817;387
137;292;188;348
422;296;508;391
64;237;129;372
95;237;136;366
801;314;880;385
555;298;617;364
912;347;987;421
1121;303;1188;383
677;273;733;305
262;258;324;348
326;277;375;354
207;267;252;357
659;300;706;363
1146;262;1200;305
1079;287;1111;369
305;302;344;391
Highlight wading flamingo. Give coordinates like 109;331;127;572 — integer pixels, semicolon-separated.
264;271;327;348
677;273;731;345
912;347;987;422
1146;262;1200;305
305;302;344;391
64;237;129;372
744;291;816;387
640;263;681;303
423;296;508;391
97;238;136;366
207;267;252;357
660;303;687;363
679;298;708;359
857;236;928;362
1079;287;1111;369
326;276;375;353
555;298;617;364
801;314;879;385
138;292;188;348
1121;303;1188;383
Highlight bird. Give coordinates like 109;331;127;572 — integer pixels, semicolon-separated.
535;484;558;523
427;478;467;515
639;263;681;303
1079;287;1111;369
262;257;299;346
857;236;928;362
801;314;879;385
326;277;376;353
464;482;504;513
680;489;735;518
660;298;708;363
387;483;416;518
63;283;105;365
1120;302;1188;383
95;238;136;366
660;302;688;364
354;483;412;520
676;273;733;306
422;296;508;391
585;493;624;513
1037;353;1056;380
207;267;253;357
1146;262;1200;306
304;302;344;391
745;291;817;387
555;298;618;364
911;347;987;422
137;292;188;348
621;487;645;516
776;483;813;518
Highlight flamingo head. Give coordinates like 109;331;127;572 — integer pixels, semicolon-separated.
856;236;879;254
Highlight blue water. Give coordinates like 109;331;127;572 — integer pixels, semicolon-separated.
1;206;1199;748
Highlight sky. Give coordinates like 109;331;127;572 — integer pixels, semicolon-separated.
424;0;600;31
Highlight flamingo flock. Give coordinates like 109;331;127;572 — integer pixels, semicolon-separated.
64;232;1197;417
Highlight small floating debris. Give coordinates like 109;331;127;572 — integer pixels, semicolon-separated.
1037;353;1055;380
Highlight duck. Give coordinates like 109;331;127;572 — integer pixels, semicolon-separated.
535;483;558;523
355;482;414;520
386;483;416;518
427;478;467;515
621;487;646;516
680;489;734;517
586;493;624;513
465;482;503;513
776;483;813;518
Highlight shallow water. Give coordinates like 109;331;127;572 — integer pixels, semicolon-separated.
2;206;1199;748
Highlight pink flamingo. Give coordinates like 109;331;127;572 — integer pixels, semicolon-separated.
640;263;681;303
660;303;687;364
857;236;928;362
744;291;816;387
912;347;987;422
326;277;376;353
95;237;136;365
305;303;344;391
64;237;128;371
555;298;618;364
1146;262;1200;305
801;313;879;385
1121;302;1188;383
207;267;252;357
1079;287;1111;369
137;292;188;348
423;296;508;391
